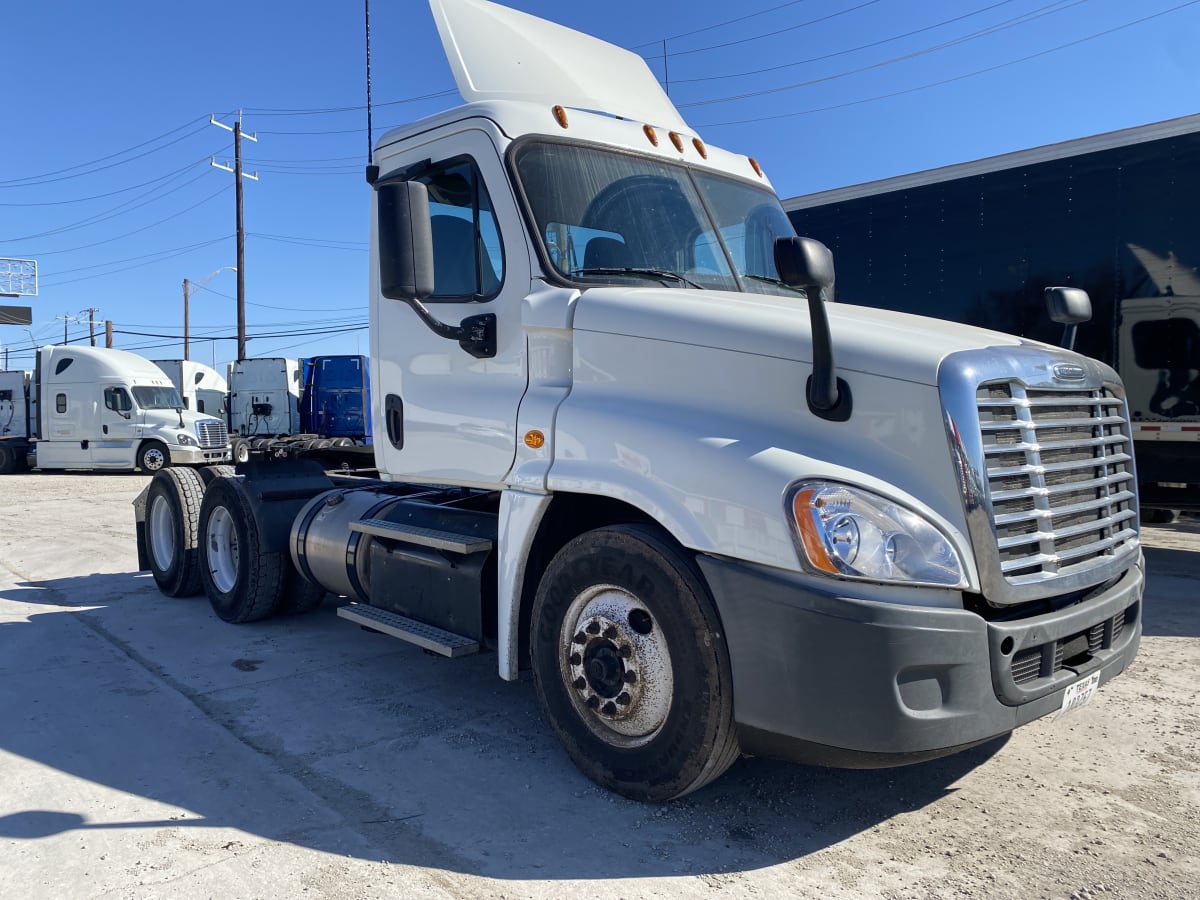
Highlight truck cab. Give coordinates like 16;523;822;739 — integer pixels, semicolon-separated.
136;0;1143;802
34;345;230;471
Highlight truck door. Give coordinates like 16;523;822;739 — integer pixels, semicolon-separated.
372;129;529;486
94;385;139;466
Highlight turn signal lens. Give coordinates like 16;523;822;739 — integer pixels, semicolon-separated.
524;430;546;449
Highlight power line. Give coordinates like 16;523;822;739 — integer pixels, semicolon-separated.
697;0;1200;126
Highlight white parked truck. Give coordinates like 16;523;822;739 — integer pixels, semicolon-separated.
152;359;229;419
134;0;1144;801
1;345;230;473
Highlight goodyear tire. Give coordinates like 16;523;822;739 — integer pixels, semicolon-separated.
530;524;739;802
198;475;285;623
137;440;170;473
145;467;206;597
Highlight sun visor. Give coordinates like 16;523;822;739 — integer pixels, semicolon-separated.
430;0;691;133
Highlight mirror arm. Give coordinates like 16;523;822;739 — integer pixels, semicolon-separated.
405;297;497;359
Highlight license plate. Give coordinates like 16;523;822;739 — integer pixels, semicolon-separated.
1058;670;1101;717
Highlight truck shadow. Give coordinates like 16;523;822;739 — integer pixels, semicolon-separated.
0;571;1045;882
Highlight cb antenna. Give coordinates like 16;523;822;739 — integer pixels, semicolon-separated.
365;0;379;184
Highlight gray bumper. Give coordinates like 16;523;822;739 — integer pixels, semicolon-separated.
697;554;1143;768
170;446;231;465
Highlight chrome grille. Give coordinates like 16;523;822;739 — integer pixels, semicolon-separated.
977;383;1137;587
196;420;229;449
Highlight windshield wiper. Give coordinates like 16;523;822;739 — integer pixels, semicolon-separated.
743;273;806;294
572;267;705;290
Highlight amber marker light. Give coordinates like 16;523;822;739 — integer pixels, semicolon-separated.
524;430;546;449
692;137;708;159
749;157;765;178
643;124;659;146
668;131;685;152
792;488;840;574
552;105;569;129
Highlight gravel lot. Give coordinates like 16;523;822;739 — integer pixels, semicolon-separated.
0;472;1197;899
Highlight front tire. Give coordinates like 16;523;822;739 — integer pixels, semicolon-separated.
231;438;251;465
198;475;285;623
145;468;205;597
138;440;170;473
530;524;739;801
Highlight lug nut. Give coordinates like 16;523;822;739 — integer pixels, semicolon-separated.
618;644;633;659
616;692;632;706
586;621;601;635
602;701;617;715
573;676;586;689
623;671;637;683
586;696;600;709
573;631;587;645
569;652;581;665
602;625;617;639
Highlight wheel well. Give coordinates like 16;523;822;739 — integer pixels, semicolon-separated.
515;493;660;667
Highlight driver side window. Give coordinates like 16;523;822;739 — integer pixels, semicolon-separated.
418;159;504;301
104;387;131;413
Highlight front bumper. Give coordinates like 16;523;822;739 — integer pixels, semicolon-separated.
170;445;231;465
698;553;1143;768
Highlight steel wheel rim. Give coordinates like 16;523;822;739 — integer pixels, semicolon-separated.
558;583;674;748
206;505;239;594
148;493;176;572
143;447;166;471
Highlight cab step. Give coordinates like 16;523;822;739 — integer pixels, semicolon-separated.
337;603;480;658
349;517;493;554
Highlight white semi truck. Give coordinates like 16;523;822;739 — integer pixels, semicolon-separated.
152;359;229;419
134;0;1144;801
1;345;230;474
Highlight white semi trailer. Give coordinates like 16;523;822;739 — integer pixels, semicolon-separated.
2;345;229;474
134;0;1144;801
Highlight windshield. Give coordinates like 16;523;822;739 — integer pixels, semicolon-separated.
132;385;185;410
513;140;801;296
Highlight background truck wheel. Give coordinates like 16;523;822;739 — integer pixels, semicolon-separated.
137;440;170;473
198;475;285;623
530;524;740;802
145;467;205;597
231;438;250;464
0;443;15;475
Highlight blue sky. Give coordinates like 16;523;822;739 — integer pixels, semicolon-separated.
2;0;1197;372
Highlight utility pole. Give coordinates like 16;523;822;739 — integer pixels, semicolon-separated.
182;267;236;362
105;320;113;348
210;112;258;362
57;312;75;345
183;278;191;360
82;307;101;346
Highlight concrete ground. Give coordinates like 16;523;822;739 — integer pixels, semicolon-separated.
0;473;1196;899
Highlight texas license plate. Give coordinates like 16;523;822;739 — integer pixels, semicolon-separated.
1058;670;1101;716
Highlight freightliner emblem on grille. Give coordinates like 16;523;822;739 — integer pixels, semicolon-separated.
1053;363;1087;381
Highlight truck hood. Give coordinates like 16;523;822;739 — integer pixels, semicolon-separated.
142;409;223;431
570;286;1032;387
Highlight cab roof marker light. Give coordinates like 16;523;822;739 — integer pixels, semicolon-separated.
692;137;708;159
643;124;659;147
552;105;569;129
668;131;685;152
749;158;764;178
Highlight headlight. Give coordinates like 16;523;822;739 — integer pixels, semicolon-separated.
177;433;198;447
789;481;965;587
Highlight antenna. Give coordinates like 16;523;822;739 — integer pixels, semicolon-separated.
365;0;379;184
